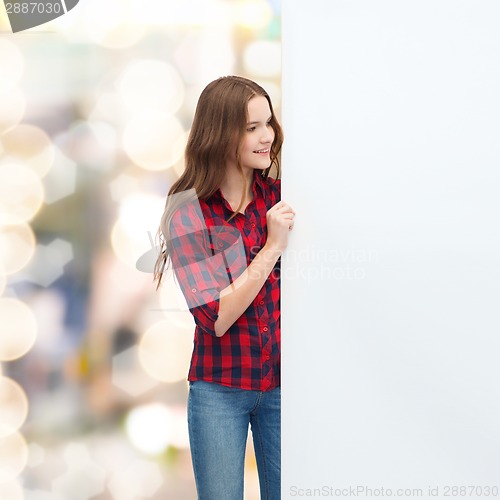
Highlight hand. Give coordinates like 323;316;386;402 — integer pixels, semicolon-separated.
265;201;295;253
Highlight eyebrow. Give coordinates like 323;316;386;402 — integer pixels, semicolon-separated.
247;115;272;126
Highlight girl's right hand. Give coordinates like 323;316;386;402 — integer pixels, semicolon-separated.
265;201;295;253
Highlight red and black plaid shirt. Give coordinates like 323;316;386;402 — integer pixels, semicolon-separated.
169;169;281;391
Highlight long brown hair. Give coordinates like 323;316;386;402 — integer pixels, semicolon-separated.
153;76;283;288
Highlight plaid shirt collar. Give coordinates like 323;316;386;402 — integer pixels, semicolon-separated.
212;170;268;213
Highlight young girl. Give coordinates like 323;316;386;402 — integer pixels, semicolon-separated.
154;76;295;500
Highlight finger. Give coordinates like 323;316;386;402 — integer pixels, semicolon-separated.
272;200;291;210
272;204;294;214
269;213;294;224
271;211;293;220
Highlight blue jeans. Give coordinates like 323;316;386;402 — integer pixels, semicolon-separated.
187;381;281;500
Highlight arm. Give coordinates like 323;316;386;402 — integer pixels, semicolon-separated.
214;200;295;337
214;242;282;337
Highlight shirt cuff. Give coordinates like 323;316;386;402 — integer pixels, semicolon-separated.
188;287;220;337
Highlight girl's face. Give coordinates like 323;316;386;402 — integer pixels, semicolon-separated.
237;95;275;172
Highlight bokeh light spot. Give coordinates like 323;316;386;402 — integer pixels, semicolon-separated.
122;112;185;171
0;298;37;361
118;60;185;115
138;319;193;383
125;403;173;455
0;124;55;179
0;162;44;225
0;377;29;438
0;223;36;275
0;432;28;483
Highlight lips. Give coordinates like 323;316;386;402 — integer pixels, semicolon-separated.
254;148;270;153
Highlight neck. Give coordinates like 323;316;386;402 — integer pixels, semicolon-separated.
220;166;254;203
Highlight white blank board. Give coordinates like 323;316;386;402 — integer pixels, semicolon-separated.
281;1;500;497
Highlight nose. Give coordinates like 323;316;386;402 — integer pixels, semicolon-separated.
262;126;274;144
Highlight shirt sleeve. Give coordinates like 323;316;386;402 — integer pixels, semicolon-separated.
168;204;222;336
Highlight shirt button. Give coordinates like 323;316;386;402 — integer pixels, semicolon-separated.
259;300;265;306
265;355;270;360
262;326;269;332
251;223;256;228
191;288;197;293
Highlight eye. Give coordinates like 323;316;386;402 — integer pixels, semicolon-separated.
247;126;256;132
266;120;272;127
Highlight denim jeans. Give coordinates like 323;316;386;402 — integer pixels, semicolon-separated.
187;381;281;500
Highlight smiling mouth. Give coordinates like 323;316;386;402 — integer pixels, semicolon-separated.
254;149;270;153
